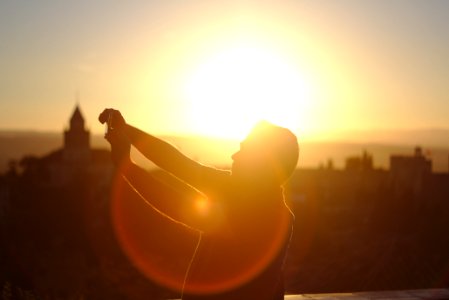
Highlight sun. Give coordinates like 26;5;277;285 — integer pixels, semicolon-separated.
182;42;314;139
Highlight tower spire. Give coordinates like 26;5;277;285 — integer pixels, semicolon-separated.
75;90;80;106
64;104;90;163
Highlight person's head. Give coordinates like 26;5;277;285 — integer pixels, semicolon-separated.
231;121;299;185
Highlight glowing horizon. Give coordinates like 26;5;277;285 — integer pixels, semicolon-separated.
1;1;449;142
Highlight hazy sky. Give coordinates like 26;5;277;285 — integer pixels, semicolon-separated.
1;0;448;139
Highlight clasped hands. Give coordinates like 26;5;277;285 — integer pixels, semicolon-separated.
98;109;131;165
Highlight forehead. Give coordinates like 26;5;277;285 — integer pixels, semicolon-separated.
240;135;268;150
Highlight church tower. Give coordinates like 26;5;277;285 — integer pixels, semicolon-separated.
63;105;90;163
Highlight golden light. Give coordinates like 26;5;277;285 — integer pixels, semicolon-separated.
182;42;315;139
194;197;211;216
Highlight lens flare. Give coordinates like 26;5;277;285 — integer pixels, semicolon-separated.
110;170;293;295
110;173;198;292
181;205;293;296
194;197;211;216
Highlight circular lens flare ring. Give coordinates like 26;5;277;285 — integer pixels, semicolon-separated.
110;170;293;295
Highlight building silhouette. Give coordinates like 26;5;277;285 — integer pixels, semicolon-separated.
345;151;373;172
19;105;113;187
63;105;91;163
390;146;432;198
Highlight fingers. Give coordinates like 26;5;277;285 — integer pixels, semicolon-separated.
111;111;125;129
98;108;126;129
99;109;130;165
98;108;113;124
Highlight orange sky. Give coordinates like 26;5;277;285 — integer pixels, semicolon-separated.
1;1;448;141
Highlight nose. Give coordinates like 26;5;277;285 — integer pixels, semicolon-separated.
231;150;240;161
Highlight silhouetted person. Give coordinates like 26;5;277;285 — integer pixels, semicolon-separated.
99;109;299;300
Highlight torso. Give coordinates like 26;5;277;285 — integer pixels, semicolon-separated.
182;182;294;300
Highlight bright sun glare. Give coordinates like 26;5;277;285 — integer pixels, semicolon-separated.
183;43;313;139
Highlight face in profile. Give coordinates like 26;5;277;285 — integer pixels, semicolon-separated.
231;135;274;182
231;121;299;185
231;139;255;179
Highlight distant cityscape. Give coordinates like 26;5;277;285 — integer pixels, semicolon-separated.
0;106;448;298
2;130;449;175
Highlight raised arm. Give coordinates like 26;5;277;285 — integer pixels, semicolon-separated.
125;124;204;181
99;108;229;192
120;160;204;230
103;118;215;231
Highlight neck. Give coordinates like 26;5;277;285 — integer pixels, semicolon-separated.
232;176;281;193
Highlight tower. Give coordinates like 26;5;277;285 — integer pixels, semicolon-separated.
63;105;90;163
